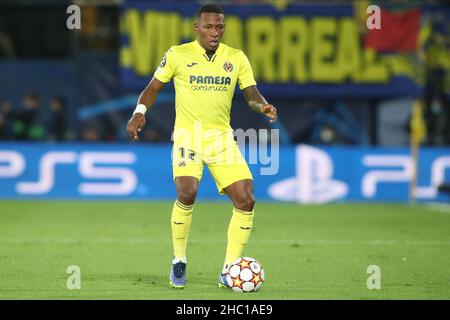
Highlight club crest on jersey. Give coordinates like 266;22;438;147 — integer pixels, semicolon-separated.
223;62;233;72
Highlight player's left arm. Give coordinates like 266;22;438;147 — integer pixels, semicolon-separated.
242;85;277;123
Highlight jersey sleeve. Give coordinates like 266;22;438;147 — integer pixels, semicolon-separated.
237;51;257;90
153;47;177;83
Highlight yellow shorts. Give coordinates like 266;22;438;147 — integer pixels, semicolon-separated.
172;130;253;195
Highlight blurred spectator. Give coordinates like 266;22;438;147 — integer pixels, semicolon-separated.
419;13;450;146
0;100;16;139
310;102;369;146
318;125;343;145
16;92;46;141
0;29;16;58
143;128;163;142
48;96;67;141
423;98;450;146
82;128;101;142
0;107;6;139
80;120;102;142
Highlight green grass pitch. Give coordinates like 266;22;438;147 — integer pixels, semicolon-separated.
0;201;449;299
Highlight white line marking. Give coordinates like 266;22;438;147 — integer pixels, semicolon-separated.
424;202;450;215
0;238;448;245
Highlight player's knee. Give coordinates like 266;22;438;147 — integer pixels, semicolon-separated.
177;186;198;205
234;193;255;212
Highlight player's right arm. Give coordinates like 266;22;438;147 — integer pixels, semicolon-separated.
127;77;166;141
127;47;176;141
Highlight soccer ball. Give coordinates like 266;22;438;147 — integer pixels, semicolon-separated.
226;257;264;293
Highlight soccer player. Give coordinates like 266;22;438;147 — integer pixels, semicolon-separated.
127;4;277;289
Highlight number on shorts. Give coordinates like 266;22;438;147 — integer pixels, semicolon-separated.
178;147;196;161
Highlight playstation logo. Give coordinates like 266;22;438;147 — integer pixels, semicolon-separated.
268;145;348;204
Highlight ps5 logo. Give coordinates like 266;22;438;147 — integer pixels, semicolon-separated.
268;145;450;203
268;145;349;204
362;154;450;199
0;151;137;195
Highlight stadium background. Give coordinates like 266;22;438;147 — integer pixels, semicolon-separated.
0;0;449;299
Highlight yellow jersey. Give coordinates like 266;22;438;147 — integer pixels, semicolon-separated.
153;40;256;133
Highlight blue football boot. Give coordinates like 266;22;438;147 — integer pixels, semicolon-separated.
218;265;230;289
169;258;186;289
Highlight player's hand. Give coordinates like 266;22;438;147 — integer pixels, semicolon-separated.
127;113;146;141
262;104;277;123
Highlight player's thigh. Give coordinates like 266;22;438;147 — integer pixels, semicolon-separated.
207;160;253;196
206;139;253;194
172;144;203;203
172;144;203;180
